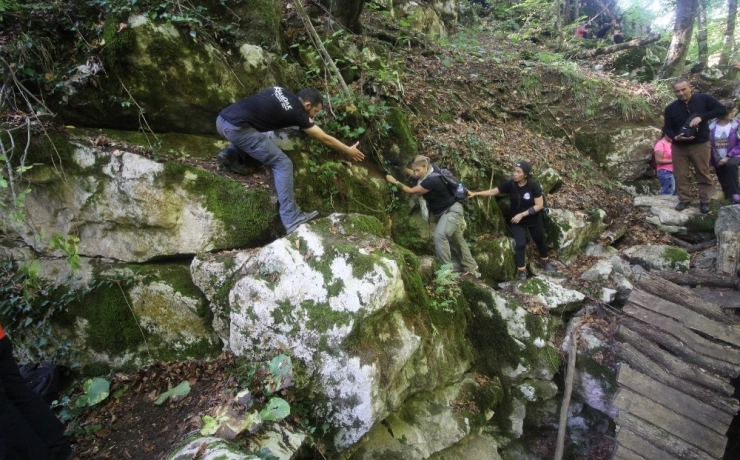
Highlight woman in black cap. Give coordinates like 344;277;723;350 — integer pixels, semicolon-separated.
469;160;555;280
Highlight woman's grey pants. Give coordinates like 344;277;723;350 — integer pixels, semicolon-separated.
433;202;477;271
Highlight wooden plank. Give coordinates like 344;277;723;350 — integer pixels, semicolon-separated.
634;275;735;324
616;341;739;416
629;289;740;347
623;303;740;367
617;365;733;433
614;387;727;457
615;428;673;460
617;326;735;396
617;411;719;460
612;444;646;460
621;316;739;379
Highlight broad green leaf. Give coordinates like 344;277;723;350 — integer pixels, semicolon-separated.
154;380;191;405
261;397;290;421
269;354;291;376
76;377;110;407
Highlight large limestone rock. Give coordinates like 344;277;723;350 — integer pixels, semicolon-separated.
57;12;300;134
634;195;716;239
546;208;608;260
3;142;276;262
623;244;690;272
192;214;472;450
12;258;221;370
575;126;661;182
348;376;498;459
397;1;447;39
716;204;740;276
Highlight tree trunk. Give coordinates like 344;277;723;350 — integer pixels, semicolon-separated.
570;33;660;59
319;0;365;33
653;270;740;290
659;0;699;78
556;0;563;47
696;0;708;68
720;0;738;75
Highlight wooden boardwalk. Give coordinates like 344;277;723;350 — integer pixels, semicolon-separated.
612;273;740;460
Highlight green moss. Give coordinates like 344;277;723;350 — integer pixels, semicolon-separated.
662;247;690;272
303;300;353;331
156;162;277;243
65;282;144;354
576;353;617;396
685;214;716;233
471;237;515;283
519;277;550;295
102;15;137;72
386;107;418;158
461;282;520;368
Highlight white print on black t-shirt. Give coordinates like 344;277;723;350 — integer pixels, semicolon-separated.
274;87;292;111
523;192;531;200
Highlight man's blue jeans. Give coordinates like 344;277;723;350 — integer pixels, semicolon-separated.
657;169;676;195
217;116;301;230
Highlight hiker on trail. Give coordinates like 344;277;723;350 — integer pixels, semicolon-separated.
595;20;616;39
654;132;676;195
0;323;75;460
385;155;479;277
709;99;740;204
468;160;555;281
216;86;365;234
575;24;590;39
663;79;727;213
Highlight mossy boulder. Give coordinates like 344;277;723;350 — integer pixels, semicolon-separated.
55;13;301;134
574;126;661;182
192;213;475;451
11;259;221;372
623;244;690;272
2;142;277;262
471;236;516;283
546;207;607;260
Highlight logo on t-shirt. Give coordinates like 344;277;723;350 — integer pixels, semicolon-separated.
523;192;531;200
274;87;292;111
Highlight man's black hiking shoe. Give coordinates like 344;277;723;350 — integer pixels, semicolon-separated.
699;202;710;214
675;201;689;211
286;211;319;235
216;149;249;175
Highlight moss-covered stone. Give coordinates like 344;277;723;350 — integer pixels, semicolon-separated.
662;246;690;273
155;161;278;244
471;236;515;283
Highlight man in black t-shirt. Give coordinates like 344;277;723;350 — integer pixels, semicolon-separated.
216;87;365;234
663;79;726;213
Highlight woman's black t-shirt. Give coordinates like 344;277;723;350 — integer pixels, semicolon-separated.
498;180;543;226
420;172;456;217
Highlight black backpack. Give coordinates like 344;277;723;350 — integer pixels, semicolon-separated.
19;362;69;405
430;164;469;205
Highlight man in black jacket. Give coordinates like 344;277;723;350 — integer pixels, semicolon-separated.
663;79;727;213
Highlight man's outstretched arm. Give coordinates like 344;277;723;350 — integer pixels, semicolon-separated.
303;125;365;161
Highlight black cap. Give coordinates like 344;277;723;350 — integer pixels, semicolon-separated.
516;160;532;176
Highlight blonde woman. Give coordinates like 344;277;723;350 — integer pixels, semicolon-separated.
386;156;479;277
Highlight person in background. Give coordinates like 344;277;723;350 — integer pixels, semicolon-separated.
0;323;74;460
468;160;555;281
709;100;740;204
575;24;590;39
216;86;365;234
385;155;479;277
663;79;727;213
595;19;616;39
654;132;676;195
